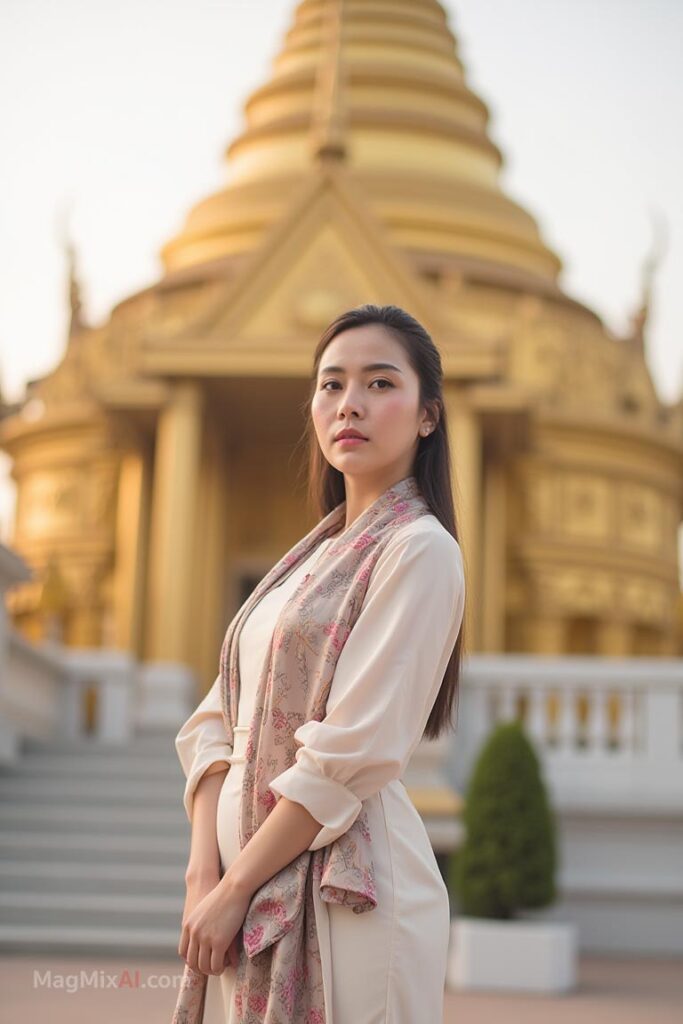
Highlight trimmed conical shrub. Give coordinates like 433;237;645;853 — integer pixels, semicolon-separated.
449;719;557;920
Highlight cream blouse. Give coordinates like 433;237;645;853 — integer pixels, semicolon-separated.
175;515;465;846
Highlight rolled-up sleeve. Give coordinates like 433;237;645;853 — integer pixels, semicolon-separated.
268;520;465;850
175;673;233;822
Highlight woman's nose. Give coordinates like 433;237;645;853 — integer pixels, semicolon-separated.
339;395;366;419
336;389;364;418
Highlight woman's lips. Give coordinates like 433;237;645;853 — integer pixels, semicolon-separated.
335;436;368;447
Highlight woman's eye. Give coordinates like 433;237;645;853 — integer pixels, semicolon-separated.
320;378;393;391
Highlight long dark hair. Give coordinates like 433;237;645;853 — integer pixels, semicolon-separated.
296;303;466;739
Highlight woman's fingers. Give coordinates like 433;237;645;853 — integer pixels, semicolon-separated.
187;927;228;976
195;937;214;976
178;924;189;961
186;933;200;974
227;937;240;968
210;943;228;975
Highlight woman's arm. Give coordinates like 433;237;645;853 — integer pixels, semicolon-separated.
185;765;229;884
181;764;242;971
175;674;234;822
221;795;323;899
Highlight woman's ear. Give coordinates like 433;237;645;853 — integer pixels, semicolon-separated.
419;401;439;437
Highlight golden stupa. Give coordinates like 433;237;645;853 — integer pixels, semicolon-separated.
2;0;682;691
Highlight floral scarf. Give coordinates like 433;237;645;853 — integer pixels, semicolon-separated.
172;475;430;1023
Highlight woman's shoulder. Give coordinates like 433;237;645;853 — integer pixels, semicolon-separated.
381;512;464;572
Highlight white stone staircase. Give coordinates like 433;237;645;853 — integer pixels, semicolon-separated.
0;731;189;954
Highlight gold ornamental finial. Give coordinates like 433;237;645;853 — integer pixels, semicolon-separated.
310;0;346;163
627;208;668;356
56;200;88;340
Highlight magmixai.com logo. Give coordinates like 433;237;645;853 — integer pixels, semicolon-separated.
33;969;185;994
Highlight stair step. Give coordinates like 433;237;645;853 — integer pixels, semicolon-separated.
0;778;182;806
0;891;184;930
0;860;185;895
0;831;189;865
0;803;187;833
22;734;179;756
2;757;184;780
0;923;180;955
0;891;184;912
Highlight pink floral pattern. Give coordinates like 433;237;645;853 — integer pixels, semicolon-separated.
171;963;208;1024
322;619;350;652
172;475;429;1023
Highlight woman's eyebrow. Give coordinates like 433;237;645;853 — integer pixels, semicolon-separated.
319;362;403;374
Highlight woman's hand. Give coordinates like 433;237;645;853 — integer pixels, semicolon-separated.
182;869;219;937
179;875;252;976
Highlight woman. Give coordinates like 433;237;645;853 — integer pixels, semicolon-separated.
174;304;466;1023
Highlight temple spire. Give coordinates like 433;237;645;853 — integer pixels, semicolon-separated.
161;0;563;284
310;0;346;163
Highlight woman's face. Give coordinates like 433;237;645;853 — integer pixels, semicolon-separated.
311;324;433;482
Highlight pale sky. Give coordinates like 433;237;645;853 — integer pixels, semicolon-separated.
1;0;682;546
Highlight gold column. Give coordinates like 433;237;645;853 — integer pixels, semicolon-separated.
112;446;152;656
146;381;203;663
443;383;482;652
68;575;102;647
481;453;506;651
190;420;231;691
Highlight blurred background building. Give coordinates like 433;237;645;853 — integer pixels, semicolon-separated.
1;0;681;679
0;0;681;963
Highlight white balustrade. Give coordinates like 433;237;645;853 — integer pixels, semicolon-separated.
1;634;139;756
451;655;683;814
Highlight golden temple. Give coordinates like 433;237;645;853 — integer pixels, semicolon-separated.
1;0;681;693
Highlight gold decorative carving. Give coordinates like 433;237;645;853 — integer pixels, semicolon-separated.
621;576;670;626
561;473;611;542
534;567;614;616
20;471;82;536
617;482;662;551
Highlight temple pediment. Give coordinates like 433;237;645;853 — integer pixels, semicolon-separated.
139;166;447;377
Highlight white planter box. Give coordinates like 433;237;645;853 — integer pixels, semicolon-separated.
447;916;578;993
